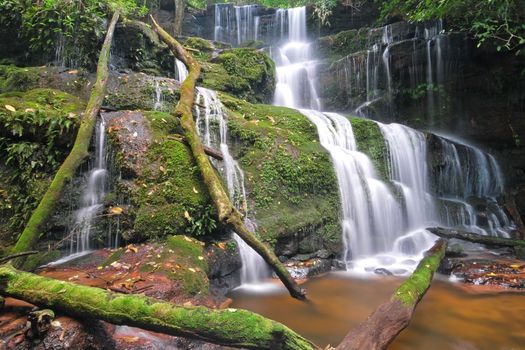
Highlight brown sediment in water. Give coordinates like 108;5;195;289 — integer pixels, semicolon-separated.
230;273;525;350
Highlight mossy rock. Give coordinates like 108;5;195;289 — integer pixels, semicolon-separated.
0;88;84;245
201;48;275;104
104;74;180;112
349;116;389;181
220;93;341;254
0;65;41;93
107;110;214;242
315;27;370;62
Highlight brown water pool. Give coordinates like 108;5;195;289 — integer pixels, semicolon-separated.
230;273;525;350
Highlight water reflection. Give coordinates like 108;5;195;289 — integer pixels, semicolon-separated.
230;273;525;349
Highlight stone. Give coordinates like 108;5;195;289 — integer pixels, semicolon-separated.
374;268;393;276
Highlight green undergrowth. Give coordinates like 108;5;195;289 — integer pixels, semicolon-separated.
0;88;83;245
0;65;41;93
220;93;341;250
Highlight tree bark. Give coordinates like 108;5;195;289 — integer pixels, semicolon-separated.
0;264;317;350
427;227;525;247
336;239;447;350
12;10;121;266
149;16;306;300
174;0;185;36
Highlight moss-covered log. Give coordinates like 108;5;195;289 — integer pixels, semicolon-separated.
427;227;525;247
149;16;306;300
0;264;316;350
11;10;121;263
336;239;447;350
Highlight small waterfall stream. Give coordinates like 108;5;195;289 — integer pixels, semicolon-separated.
69;118;108;255
194;87;270;285
175;58;188;82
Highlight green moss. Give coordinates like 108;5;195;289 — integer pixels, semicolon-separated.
220;94;341;249
350;117;389;181
127;137;211;241
104;77;180;112
0;65;41;93
21;250;61;271
139;235;209;296
0;264;314;349
394;241;446;306
201;48;275;103
0;88;84;244
142;110;182;140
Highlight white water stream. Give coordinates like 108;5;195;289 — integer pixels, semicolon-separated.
194;87;271;286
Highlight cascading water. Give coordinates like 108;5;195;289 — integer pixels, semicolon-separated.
194;87;270;284
153;78;163;111
272;7;321;110
175;58;188;82
267;5;513;275
69;118;108;255
213;4;288;46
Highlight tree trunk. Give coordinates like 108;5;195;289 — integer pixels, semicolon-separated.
427;227;525;247
11;10;121;266
336;239;447;350
149;16;306;300
174;0;185;36
0;264;317;350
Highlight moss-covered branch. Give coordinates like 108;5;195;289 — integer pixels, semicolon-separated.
336;239;447;350
149;16;306;300
0;264;316;350
427;227;525;247
12;10;121;264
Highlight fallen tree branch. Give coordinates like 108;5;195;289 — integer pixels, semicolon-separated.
167;134;224;160
0;251;39;265
149;16;306;300
427;227;525;247
336;239;447;350
0;264;317;350
12;10;121;267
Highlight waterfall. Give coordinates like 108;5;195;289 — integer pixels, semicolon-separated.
212;4;297;47
194;87;270;284
300;110;410;264
175;58;188;82
272;7;321;110
264;5;513;275
379;123;435;229
69;118;108;255
153;78;163;111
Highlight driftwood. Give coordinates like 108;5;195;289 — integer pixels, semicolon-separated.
336;239;447;350
148;16;306;300
12;10;121;266
0;264;317;350
427;227;525;247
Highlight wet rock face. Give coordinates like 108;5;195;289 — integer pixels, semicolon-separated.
206;240;243;295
